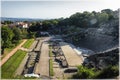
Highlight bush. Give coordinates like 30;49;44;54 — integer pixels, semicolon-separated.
72;66;95;79
72;65;119;79
95;65;119;79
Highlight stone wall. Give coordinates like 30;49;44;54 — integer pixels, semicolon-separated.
83;47;119;70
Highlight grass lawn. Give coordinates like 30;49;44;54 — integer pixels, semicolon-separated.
49;59;54;76
1;50;27;79
22;39;34;49
1;40;23;59
49;46;54;76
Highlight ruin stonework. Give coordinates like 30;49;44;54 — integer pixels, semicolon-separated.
78;20;119;53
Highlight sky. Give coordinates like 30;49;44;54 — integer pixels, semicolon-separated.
1;0;120;19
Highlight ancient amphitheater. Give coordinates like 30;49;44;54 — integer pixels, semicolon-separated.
72;20;119;53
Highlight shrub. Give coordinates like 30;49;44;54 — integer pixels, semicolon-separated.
72;66;95;79
95;65;119;79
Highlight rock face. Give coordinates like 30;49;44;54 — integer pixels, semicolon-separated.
77;20;119;53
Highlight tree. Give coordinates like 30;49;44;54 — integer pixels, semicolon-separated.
28;31;35;39
1;26;14;54
101;9;114;20
97;12;109;24
28;22;42;32
42;20;52;31
12;27;22;44
4;20;13;24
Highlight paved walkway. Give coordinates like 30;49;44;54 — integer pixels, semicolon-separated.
35;42;49;76
34;37;51;75
53;60;63;78
59;42;83;67
0;39;27;66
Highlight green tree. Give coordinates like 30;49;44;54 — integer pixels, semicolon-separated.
1;26;14;54
4;20;13;24
21;29;28;39
28;31;35;39
42;20;52;31
97;12;109;23
12;27;22;44
101;9;114;20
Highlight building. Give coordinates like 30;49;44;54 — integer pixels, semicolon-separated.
16;22;28;28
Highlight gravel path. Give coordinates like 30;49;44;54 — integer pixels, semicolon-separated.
0;39;27;66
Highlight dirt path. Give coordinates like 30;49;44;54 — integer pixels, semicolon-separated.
0;39;27;66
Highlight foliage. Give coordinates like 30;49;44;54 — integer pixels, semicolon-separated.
72;66;95;79
1;40;23;59
1;26;14;48
26;9;118;35
12;27;22;43
95;65;119;79
1;26;14;54
49;46;54;76
27;31;36;39
1;25;35;54
101;9;114;20
97;12;109;23
22;39;34;48
1;26;28;54
3;20;13;24
49;9;118;35
1;50;27;79
21;28;29;39
72;65;119;79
